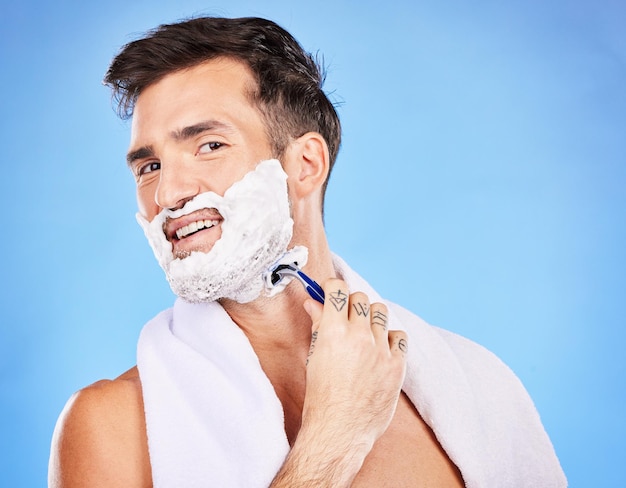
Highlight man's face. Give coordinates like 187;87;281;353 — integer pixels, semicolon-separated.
128;57;274;258
127;58;300;303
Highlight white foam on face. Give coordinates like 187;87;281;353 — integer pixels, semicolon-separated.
137;159;307;303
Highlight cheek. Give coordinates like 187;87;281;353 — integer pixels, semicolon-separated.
136;185;158;221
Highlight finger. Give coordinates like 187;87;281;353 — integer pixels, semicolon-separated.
303;298;324;332
348;292;370;324
369;302;389;344
388;330;409;356
323;278;350;316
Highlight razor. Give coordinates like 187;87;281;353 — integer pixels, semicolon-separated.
268;262;325;304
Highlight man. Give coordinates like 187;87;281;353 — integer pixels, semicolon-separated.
49;17;566;487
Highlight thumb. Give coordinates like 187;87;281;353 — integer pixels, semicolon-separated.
303;298;324;330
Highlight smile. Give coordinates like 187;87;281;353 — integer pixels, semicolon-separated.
175;219;221;240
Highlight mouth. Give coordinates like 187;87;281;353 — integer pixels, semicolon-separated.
164;209;224;244
175;219;221;240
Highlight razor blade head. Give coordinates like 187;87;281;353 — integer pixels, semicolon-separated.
268;262;299;286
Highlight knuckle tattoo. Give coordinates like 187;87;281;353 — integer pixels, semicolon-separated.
371;310;388;330
329;289;348;311
352;302;369;317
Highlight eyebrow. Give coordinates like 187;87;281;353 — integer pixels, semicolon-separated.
126;145;155;167
126;120;236;167
170;119;235;141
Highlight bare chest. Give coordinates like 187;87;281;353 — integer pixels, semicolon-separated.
353;393;464;487
282;392;465;488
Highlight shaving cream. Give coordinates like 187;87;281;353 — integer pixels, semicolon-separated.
137;159;306;303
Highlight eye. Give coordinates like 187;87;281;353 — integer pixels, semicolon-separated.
138;161;160;176
197;141;224;154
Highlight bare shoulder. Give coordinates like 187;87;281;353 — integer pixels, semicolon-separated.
49;367;152;488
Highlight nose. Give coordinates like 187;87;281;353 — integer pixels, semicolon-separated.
154;163;201;211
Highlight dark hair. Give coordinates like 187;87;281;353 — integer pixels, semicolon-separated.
104;16;341;201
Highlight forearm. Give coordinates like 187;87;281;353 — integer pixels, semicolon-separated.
269;425;372;488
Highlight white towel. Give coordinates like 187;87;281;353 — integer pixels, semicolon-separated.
137;254;567;487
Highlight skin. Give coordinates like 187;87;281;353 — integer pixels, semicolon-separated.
49;58;465;487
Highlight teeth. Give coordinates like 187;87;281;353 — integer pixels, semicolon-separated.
175;219;219;239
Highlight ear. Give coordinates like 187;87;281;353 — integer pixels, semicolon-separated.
283;132;330;200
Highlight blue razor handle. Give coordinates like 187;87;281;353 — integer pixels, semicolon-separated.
269;263;325;304
295;270;325;304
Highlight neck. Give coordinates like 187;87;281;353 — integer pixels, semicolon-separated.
218;219;335;443
220;240;336;355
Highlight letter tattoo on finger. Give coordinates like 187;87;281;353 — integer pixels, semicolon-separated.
372;310;388;330
329;289;348;312
398;338;408;353
352;302;369;317
306;331;318;366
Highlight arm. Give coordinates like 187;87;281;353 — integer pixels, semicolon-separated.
48;371;152;488
270;278;408;487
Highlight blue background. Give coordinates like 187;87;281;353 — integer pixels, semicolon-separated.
1;0;624;486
